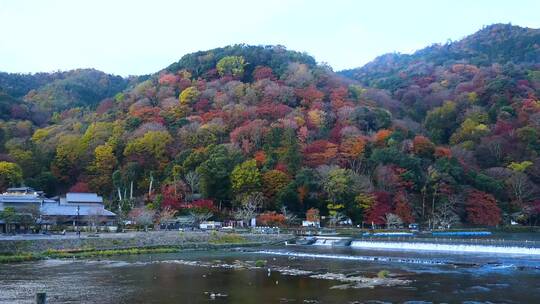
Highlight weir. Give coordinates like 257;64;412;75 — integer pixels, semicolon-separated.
349;240;540;255
299;236;540;255
312;236;352;246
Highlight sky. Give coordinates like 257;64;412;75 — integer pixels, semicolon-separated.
0;0;539;76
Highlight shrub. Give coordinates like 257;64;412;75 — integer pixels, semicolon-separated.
255;260;267;267
377;270;390;278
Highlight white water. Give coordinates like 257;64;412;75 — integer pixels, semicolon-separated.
257;250;448;265
350;241;540;255
313;238;340;246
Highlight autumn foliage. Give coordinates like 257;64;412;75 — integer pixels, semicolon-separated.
69;181;90;193
161;184;183;210
306;208;320;222
2;28;540;228
303;140;338;167
466;190;501;226
257;211;286;226
373;129;392;145
365;191;393;225
413;135;435;157
393;192;414;224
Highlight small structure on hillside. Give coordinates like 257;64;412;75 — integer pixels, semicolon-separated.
199;221;222;230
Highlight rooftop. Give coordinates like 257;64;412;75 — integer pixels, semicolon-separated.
65;193;103;204
0;193;43;204
6;187;36;192
41;202;115;217
2;186;44;198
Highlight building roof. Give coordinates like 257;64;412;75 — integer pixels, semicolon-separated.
6;187;36;192
164;216;195;224
41;202;115;217
1;186;45;206
0;194;43;204
65;193;103;204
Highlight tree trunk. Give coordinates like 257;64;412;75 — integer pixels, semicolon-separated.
421;187;426;221
430;188;437;229
148;174;154;197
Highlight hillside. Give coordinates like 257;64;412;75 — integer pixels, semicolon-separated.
0;69;135;127
340;24;540;89
1;27;539;228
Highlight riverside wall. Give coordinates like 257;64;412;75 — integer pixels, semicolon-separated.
0;231;292;254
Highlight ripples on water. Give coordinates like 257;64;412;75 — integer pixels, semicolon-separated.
0;245;539;303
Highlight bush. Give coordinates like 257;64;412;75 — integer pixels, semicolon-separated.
255;259;267;267
377;270;390;278
209;233;246;244
0;253;37;263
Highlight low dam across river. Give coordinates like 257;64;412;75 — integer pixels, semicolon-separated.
300;235;540;255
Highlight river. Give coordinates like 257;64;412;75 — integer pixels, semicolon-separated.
1;242;539;303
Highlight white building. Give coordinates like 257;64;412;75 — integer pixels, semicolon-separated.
0;189;116;232
41;192;116;226
302;220;320;228
199;221;222;230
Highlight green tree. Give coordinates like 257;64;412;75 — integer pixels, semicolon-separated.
507;161;533;172
262;170;290;199
0;207;17;233
355;193;375;213
327;202;346;226
18;205;41;231
466;171;505;200
124;131;172;170
80;122;114;151
450;118;489;145
182;149;209;173
280;128;302;175
196;145;242;203
320;167;354;202
51;135;85;184
424;101;458;144
0;161;23;191
216;56;246;77
89;144;117;195
517;127;539;152
8;148;38;178
179;86;200;105
26;172;57;196
231;159;261;194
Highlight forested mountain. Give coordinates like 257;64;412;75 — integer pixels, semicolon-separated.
340;24;539;89
0;69;133;124
1;24;539;227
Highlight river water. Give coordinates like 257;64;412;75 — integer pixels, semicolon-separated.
1;244;539;303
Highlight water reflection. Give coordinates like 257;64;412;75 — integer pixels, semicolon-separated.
0;246;539;303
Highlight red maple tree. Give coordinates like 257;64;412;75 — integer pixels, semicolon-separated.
365;191;393;225
466;190;501;226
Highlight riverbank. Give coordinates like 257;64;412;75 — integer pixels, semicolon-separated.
0;231;293;263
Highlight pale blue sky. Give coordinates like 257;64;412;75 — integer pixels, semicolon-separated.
0;0;539;76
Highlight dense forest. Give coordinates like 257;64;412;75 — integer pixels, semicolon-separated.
1;24;539;227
